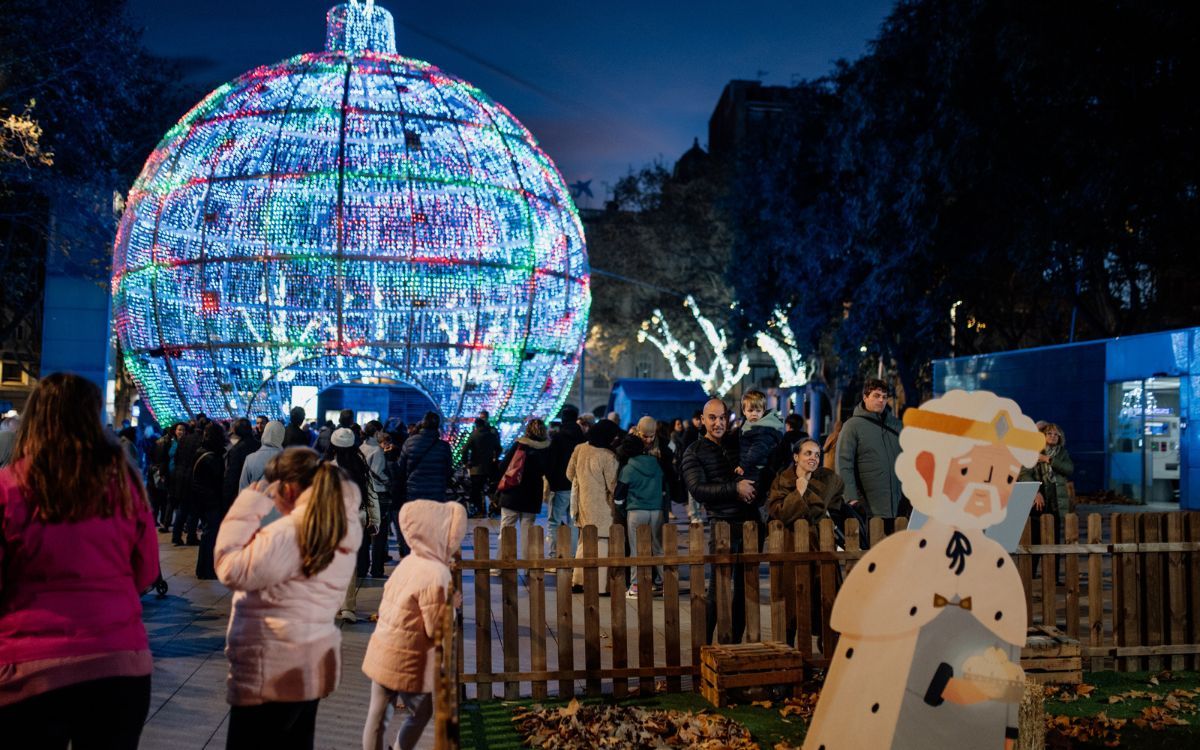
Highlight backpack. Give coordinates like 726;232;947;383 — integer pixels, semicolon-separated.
497;445;527;493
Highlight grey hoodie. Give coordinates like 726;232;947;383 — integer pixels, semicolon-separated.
239;420;285;490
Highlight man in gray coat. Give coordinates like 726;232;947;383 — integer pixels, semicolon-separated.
836;378;903;526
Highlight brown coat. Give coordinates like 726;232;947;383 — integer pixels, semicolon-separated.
766;465;845;537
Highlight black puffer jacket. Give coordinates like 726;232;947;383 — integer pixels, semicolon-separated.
399;428;453;502
222;435;259;506
462;425;501;477
680;437;758;522
191;440;226;517
172;430;203;504
282;419;310;448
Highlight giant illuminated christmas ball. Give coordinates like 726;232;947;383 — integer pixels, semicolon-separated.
112;1;589;444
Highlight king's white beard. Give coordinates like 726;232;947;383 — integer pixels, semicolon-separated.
936;482;1005;530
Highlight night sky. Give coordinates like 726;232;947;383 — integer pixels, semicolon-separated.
128;0;894;205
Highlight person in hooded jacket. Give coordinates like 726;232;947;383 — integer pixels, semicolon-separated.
496;419;551;564
216;447;360;749
566;418;621;594
0;374;159;749
361;499;465;750
240;420;285;491
193;423;228;580
735;390;784;488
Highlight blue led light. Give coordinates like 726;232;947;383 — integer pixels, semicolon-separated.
112;2;590;446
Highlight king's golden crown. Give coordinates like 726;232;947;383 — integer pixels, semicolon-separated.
902;408;1045;452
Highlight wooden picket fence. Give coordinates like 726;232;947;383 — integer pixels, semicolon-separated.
443;511;1200;703
1027;511;1200;672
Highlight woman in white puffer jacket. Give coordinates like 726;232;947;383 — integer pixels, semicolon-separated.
215;447;361;749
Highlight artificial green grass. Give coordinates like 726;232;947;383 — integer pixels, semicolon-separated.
457;671;1200;749
1042;670;1200;749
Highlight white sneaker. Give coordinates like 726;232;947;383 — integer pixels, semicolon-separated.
338;608;357;623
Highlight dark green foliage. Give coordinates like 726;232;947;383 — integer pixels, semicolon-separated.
729;0;1200;399
0;0;193;369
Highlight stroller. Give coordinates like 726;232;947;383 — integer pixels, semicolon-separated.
829;501;871;551
447;466;486;518
141;570;169;599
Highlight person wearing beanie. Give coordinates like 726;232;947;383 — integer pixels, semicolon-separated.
615;433;665;597
327;427;380;623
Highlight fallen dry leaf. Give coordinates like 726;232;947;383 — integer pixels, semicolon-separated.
512;702;760;749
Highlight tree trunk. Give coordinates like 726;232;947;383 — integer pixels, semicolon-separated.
1017;680;1046;750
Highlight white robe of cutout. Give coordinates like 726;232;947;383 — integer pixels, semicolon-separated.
802;519;1026;750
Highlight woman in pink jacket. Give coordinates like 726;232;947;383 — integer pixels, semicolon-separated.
0;373;159;749
215;447;361;749
361;499;466;750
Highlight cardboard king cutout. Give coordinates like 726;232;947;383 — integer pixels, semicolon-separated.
803;391;1045;750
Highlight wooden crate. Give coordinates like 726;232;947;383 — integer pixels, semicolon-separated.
1021;625;1082;685
699;641;804;707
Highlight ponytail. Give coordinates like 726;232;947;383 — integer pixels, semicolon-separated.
265;447;348;578
298;462;348;577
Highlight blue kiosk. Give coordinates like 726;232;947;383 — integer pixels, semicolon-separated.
606;379;709;431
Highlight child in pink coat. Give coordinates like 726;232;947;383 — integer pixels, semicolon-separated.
361;499;466;750
216;447;361;749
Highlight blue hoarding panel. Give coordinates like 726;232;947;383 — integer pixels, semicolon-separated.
39;275;111;393
935;341;1107;495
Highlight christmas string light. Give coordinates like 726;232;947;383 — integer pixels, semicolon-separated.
637;295;749;397
111;2;590;447
755;308;809;387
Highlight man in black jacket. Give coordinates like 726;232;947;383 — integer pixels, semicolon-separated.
680;398;758;644
463;416;501;518
222;418;259;508
282;406;311;448
170;413;208;546
546;405;584;558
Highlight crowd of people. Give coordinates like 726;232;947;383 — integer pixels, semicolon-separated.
0;377;467;749
0;372;1074;748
